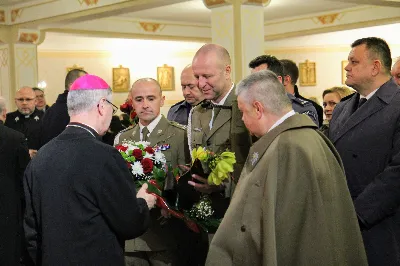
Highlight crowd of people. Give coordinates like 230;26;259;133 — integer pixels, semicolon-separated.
1;36;400;266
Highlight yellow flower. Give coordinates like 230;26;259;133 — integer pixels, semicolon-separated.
192;147;208;164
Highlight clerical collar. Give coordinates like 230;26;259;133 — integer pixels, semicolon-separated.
67;122;100;139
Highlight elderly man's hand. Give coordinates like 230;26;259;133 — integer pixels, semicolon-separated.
137;183;157;209
188;174;224;194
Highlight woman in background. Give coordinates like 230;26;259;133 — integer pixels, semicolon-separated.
320;86;353;136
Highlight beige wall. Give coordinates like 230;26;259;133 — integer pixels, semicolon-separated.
37;40;205;116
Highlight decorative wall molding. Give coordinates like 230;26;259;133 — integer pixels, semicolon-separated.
11;9;23;23
203;0;228;9
315;13;340;25
78;0;99;6
0;10;5;23
139;22;164;33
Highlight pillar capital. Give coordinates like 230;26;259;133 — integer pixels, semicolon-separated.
203;0;270;9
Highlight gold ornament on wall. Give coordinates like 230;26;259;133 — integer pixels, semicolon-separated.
157;64;175;91
0;10;5;23
342;60;348;85
299;60;316;86
66;64;84;73
112;65;130;92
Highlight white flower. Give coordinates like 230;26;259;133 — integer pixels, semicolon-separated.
131;161;144;176
153;151;166;164
143;152;153;159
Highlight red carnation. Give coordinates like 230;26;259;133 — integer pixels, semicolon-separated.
130;111;137;119
126;162;132;169
132;149;143;160
144;146;155;154
116;145;128;152
142;158;154;174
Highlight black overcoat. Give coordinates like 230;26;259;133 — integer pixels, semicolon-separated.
329;78;400;266
0;122;30;265
24;125;150;265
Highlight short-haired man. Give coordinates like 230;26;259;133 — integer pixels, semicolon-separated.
391;57;400;86
0;96;30;266
329;37;400;266
24;75;155;265
39;69;87;147
5;86;43;158
280;59;323;126
189;43;252;225
32;87;49;112
167;65;204;125
206;70;367;266
114;78;190;266
249;55;320;126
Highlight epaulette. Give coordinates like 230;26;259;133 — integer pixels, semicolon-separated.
169;120;187;130
291;96;312;107
117;125;135;135
170;100;185;108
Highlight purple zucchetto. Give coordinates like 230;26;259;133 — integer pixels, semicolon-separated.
70;74;110;91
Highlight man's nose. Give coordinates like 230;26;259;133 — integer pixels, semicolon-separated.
198;77;207;88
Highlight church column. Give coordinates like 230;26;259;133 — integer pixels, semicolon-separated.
203;0;269;82
0;27;42;110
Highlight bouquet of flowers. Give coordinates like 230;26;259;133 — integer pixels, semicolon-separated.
116;140;201;232
115;140;167;196
181;147;236;233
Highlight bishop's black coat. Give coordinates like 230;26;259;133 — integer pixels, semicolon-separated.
24;125;150;265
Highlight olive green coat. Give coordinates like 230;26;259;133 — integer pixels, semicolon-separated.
206;114;367;266
115;115;190;252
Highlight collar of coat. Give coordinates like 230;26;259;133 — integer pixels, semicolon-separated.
330;78;397;143
246;114;317;172
130;115;171;144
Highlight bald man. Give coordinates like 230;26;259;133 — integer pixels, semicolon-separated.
114;78;190;266
167;65;204;125
188;44;252;230
5;87;43;157
391;58;400;86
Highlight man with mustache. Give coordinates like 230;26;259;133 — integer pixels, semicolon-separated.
114;78;190;266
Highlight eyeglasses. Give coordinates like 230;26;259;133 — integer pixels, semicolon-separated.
16;98;35;103
105;99;118;115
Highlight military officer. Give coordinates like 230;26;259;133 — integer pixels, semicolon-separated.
114;78;190;266
249;54;320;126
188;44;252;221
5;86;43;158
167;64;204;125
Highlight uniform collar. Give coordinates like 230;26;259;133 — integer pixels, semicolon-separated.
139;114;162;134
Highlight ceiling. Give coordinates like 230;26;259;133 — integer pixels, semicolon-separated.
119;0;359;24
0;0;41;7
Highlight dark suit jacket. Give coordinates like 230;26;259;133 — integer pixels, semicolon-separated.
39;90;69;147
329;78;400;266
0;122;30;266
24;125;150;265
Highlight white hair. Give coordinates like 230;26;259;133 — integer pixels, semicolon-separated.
236;70;291;115
67;89;112;116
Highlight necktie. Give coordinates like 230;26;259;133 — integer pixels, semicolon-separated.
212;106;221;125
358;98;367;109
142;127;149;141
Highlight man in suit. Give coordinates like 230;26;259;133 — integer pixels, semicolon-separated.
115;78;191;266
280;59;324;126
39;69;87;147
206;70;367;266
24;75;155;265
391;57;400;86
167;64;204;125
5;87;43;158
0;96;30;265
329;37;400;266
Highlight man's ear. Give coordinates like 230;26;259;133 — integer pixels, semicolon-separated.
283;75;291;86
160;95;165;107
253;101;264;119
372;60;382;76
225;65;231;79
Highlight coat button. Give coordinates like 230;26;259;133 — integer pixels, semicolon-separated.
352;154;358;158
240;225;246;232
206;140;211;146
